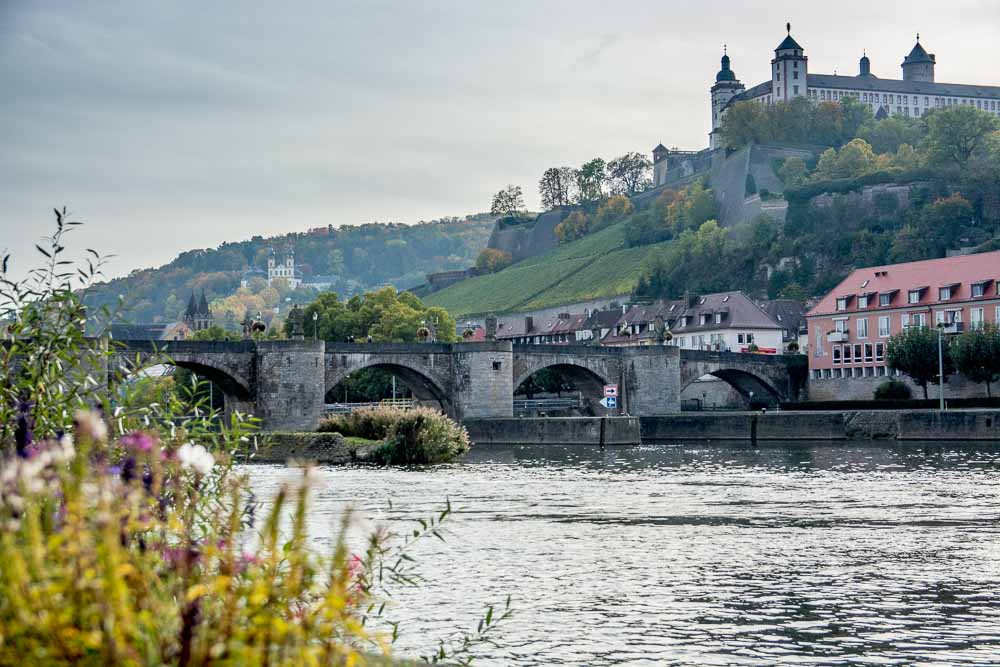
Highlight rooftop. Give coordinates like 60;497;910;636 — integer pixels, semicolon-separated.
807;250;1000;318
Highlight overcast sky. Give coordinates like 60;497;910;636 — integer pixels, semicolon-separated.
3;1;999;281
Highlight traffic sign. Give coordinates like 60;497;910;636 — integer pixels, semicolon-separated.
603;384;618;397
600;396;617;409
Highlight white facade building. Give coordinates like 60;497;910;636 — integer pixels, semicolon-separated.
267;248;302;289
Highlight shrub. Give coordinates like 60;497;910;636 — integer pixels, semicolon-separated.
319;406;471;464
874;378;913;400
745;173;757;197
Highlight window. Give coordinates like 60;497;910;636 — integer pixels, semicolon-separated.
853;344;863;363
835;319;849;333
996;306;1000;324
836;297;848;311
972;282;986;298
746;333;755;344
857;318;869;339
939;286;952;301
971;308;985;329
833;347;842;364
737;333;745;344
913;313;928;328
878;316;890;337
908;289;921;304
901;313;910;328
864;344;873;362
794;71;799;80
879;293;892;307
715;313;723;324
875;343;885;362
858;295;869;309
794;85;799;95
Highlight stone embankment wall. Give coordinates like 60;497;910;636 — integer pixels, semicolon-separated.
464;417;641;446
809;374;993;401
639;410;1000;442
248;432;381;463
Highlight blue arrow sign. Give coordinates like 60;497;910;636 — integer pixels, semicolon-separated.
600;396;617;409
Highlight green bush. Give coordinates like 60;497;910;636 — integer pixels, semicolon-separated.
319;406;471;464
874;379;913;400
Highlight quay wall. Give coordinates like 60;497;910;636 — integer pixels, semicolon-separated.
464;417;641;446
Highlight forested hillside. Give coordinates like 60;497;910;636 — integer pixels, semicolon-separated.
84;214;494;324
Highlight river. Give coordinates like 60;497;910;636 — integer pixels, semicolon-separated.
245;442;1000;665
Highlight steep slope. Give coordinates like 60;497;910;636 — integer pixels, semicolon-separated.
425;217;669;318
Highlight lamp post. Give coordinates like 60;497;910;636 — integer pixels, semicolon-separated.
312;311;318;340
936;322;946;412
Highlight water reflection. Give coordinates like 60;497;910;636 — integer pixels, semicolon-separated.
246;441;1000;665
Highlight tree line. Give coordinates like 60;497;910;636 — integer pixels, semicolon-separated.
886;324;1000;400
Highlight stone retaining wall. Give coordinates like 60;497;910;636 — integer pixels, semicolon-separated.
464;417;641;446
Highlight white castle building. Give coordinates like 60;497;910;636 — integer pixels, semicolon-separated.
707;24;1000;149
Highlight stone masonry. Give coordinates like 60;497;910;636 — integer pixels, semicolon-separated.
112;339;800;431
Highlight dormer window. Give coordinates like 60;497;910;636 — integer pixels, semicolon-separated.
700;314;710;326
858;295;869;309
879;293;892;307
908;289;923;304
715;313;723;324
836;297;849;311
939;285;955;301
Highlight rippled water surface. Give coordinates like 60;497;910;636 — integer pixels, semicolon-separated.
246;443;1000;665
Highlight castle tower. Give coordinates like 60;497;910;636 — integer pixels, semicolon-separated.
709;46;745;150
183;291;213;332
652;143;669;186
858;51;875;78
902;35;935;82
771;23;808;102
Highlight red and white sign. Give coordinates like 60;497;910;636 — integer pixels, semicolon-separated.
603;384;618;397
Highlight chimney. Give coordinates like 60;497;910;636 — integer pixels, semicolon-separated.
558;312;570;320
524;315;534;333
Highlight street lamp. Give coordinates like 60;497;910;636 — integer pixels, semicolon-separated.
312;311;318;340
936;322;946;411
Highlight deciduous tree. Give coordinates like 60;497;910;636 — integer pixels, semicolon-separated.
607;152;652;195
886;325;954;399
490;185;527;221
475;248;513;274
575;158;607;203
950;324;1000;397
925;105;1000;169
538;167;576;210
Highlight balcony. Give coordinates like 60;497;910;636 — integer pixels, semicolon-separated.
827;331;849;343
939;321;964;334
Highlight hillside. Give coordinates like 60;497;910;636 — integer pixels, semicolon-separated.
84;214;495;324
424;216;669;318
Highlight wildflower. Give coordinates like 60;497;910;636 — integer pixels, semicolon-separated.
120;431;156;453
74;409;108;444
177;442;214;476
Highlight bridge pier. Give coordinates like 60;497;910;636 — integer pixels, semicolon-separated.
621;347;683;415
254;340;326;431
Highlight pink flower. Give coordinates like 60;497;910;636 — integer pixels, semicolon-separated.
120;431;156;453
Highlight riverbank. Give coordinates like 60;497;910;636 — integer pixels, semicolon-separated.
465;410;1000;445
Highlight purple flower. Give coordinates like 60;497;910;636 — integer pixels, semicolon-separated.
120;456;138;483
120;431;156;453
14;398;35;457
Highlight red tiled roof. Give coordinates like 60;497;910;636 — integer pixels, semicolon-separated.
807;251;1000;318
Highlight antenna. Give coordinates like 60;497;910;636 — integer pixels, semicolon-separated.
786;22;791;35
724;43;727;55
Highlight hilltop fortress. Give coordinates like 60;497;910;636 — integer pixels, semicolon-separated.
653;24;1000;185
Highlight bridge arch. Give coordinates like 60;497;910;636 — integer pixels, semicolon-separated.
513;362;611;400
681;368;783;407
325;361;453;414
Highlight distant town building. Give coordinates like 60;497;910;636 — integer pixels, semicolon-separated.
806;251;1000;381
700;25;1000;149
183;291;213;332
266;248;302;289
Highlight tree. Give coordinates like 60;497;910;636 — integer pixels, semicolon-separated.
811;138;879;182
778;156;809;187
475;248;513;274
554;211;590;243
607;152;652;195
575;158;607;203
592;195;634;229
925;106;1000;169
886;326;954;399
539;167;576;210
189;324;238;341
950;324;1000;397
490;185;526;221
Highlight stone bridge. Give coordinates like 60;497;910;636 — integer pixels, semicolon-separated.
112;339;803;431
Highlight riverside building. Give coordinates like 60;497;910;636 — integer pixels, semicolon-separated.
806;251;1000;384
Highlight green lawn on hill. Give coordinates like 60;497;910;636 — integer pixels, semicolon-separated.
426;217;667;318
